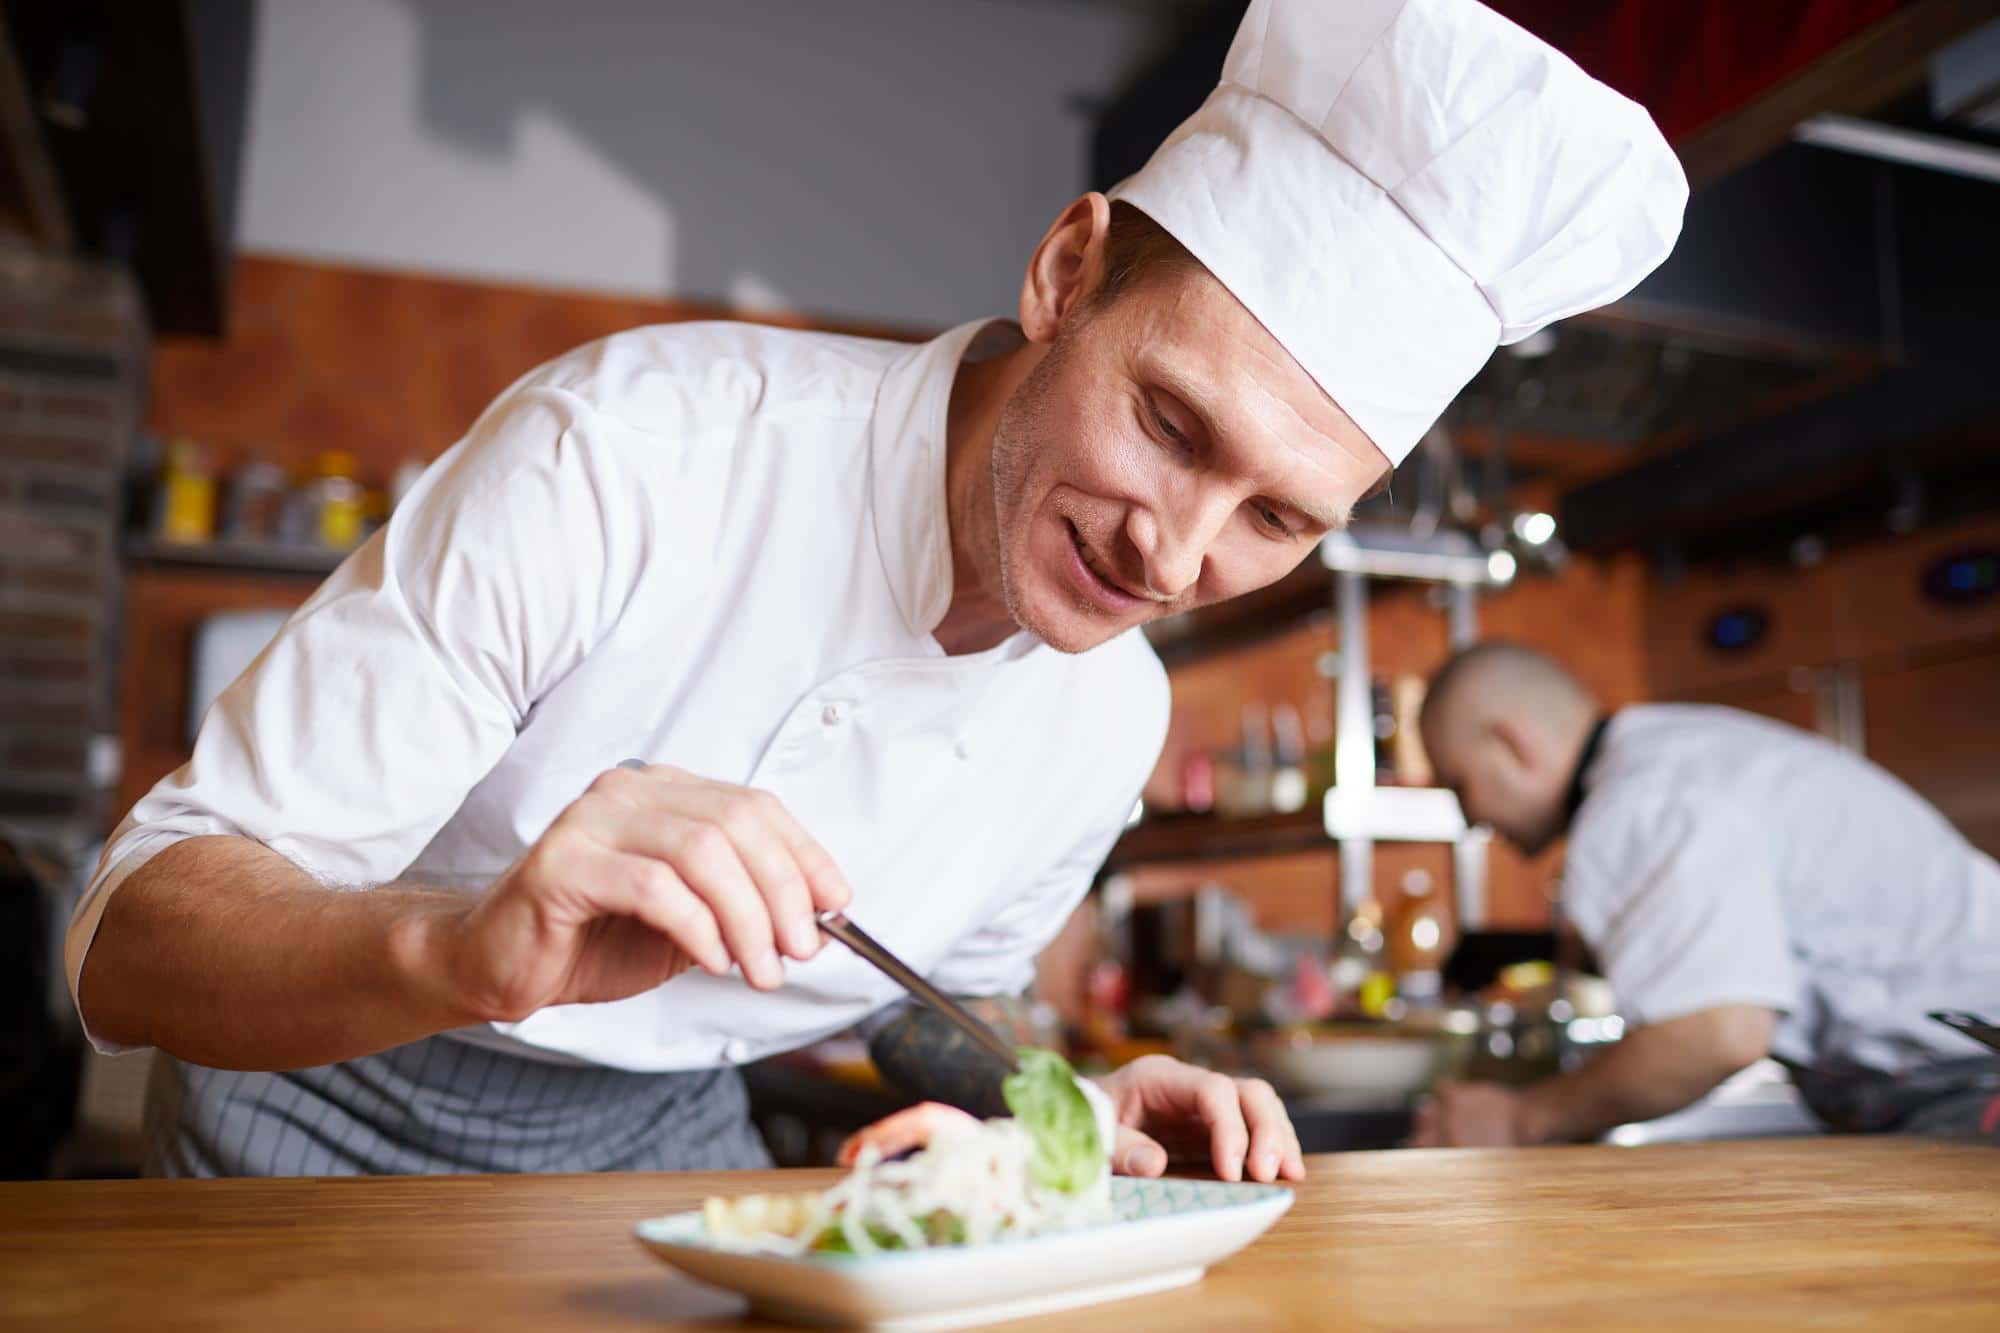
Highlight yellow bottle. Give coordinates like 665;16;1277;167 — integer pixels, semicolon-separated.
312;451;364;550
158;439;216;544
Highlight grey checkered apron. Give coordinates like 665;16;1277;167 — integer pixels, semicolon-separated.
142;1033;773;1177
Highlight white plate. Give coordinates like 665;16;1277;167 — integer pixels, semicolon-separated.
634;1177;1294;1331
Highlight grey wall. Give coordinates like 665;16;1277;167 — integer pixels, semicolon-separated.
236;0;1161;327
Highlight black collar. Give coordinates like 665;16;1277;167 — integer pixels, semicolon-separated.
1563;714;1612;826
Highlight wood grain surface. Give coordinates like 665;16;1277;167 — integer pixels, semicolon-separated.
4;1139;1996;1331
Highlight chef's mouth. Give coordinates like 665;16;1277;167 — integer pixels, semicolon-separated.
1064;519;1154;609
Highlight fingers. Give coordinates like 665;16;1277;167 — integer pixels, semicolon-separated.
669;820;785;989
742;788;854;915
1100;1057;1309;1184
578;841;727;977
639;767;850;947
576;766;855;990
1235;1077;1304;1183
1190;1071;1253;1183
581;781;781;987
687;786;821;961
1111;1125;1168;1177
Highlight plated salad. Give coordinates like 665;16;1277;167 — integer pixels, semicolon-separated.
702;1049;1118;1256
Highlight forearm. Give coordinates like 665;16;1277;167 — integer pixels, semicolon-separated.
77;835;474;1071
866;995;1036;1118
1516;1004;1776;1144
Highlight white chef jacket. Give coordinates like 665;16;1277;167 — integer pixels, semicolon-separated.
1564;704;2000;1075
68;318;1171;1070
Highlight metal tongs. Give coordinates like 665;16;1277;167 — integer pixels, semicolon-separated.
1929;1010;2000;1054
819;910;1022;1072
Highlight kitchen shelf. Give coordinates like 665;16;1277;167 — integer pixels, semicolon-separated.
1103;808;1328;872
1104;787;1472;874
124;536;348;578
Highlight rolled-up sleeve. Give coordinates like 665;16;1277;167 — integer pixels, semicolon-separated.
66;386;637;1049
1564;792;1801;1028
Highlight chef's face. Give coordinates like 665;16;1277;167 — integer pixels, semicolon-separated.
989;221;1390;654
1424;719;1567;856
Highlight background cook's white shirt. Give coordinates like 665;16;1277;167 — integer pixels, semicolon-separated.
67;319;1171;1070
1564;704;2000;1074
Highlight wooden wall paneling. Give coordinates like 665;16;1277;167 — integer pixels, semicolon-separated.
1638;514;2000;860
1831;514;2000;665
1860;647;2000;858
1645;556;1842;698
1699;678;1823;734
1486;552;1652;707
115;568;317;821
1646;515;2000;702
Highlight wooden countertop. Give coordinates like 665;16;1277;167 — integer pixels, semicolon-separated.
4;1139;1997;1331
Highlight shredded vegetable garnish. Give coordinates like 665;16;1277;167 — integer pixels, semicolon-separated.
701;1049;1116;1256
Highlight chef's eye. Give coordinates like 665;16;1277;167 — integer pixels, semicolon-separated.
1145;394;1192;450
1253;502;1295;537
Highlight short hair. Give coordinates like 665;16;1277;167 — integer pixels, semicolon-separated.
1422;641;1593;735
1096;201;1204;303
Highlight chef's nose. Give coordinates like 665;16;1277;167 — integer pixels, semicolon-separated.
1127;484;1235;600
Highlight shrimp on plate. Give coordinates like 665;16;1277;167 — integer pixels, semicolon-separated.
835;1101;982;1167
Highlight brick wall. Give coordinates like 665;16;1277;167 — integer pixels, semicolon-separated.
0;240;147;826
147;255;924;488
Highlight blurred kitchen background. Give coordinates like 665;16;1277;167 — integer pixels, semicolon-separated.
3;0;1998;1177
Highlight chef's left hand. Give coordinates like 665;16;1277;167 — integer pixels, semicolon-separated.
1407;1079;1533;1147
1093;1055;1305;1183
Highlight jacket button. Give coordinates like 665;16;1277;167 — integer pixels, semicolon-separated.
954;739;971;760
821;703;843;726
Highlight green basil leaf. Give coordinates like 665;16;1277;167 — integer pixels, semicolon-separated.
1001;1046;1102;1195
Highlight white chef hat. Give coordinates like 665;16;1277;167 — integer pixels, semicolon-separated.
1109;0;1688;464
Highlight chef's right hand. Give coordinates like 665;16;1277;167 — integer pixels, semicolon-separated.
441;764;852;1022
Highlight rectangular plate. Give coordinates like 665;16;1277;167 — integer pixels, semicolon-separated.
634;1177;1294;1331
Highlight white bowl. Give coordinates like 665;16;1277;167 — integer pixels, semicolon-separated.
1253;1025;1465;1099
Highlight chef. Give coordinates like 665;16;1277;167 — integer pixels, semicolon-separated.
1411;642;2000;1147
67;0;1685;1178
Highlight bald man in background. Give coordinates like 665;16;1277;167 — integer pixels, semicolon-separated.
1408;643;2000;1147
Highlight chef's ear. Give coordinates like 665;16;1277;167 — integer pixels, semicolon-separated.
1018;192;1113;346
1489;716;1536;773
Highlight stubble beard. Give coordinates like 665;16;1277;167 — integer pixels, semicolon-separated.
986;341;1106;655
